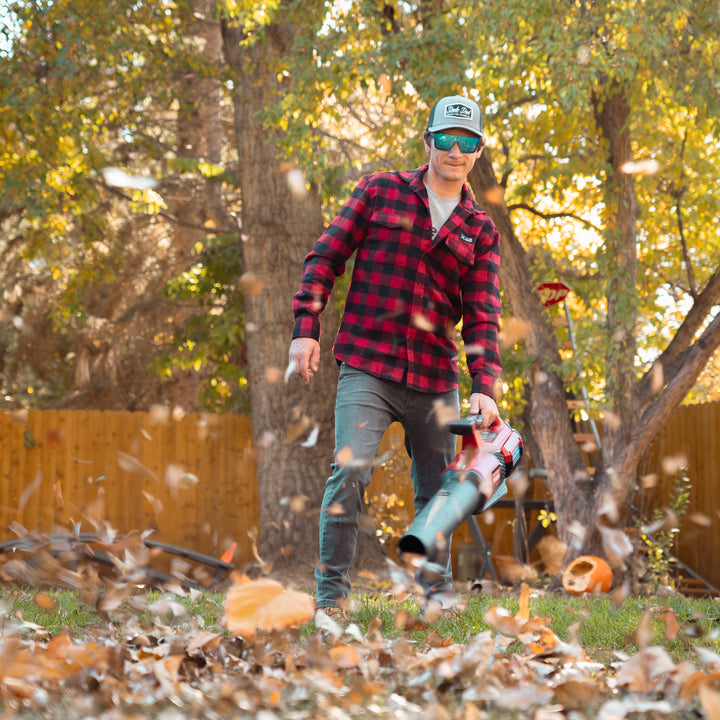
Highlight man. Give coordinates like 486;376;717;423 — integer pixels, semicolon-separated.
289;95;502;612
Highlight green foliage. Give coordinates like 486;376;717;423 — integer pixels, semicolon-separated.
0;0;245;410
635;468;692;592
269;0;720;407
154;232;251;413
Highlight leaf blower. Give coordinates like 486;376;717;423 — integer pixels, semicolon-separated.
398;415;523;578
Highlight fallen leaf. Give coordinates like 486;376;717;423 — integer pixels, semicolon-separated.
329;645;362;668
700;680;720;720
616;646;676;693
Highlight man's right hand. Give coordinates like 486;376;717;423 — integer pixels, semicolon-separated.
288;337;320;384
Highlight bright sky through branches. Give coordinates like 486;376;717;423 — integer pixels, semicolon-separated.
0;0;20;57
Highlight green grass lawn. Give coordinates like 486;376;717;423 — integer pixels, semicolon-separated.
3;585;719;665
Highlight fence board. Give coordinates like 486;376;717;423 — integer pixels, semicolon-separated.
0;409;258;568
7;413;26;529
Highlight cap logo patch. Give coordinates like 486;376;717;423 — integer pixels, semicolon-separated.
444;103;473;121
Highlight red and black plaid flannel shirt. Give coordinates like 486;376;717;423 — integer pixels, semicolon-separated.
292;165;501;397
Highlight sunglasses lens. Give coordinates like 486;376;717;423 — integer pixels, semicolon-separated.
433;133;480;153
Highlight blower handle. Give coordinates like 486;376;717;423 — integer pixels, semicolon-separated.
448;414;503;436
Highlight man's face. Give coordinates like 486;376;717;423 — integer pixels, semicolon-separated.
424;127;484;186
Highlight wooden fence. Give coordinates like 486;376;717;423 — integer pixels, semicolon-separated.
638;401;720;590
1;401;719;588
0;409;258;566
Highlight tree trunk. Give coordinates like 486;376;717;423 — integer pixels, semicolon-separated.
469;153;595;552
584;84;641;543
221;15;338;568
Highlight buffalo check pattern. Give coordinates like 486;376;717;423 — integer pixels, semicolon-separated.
292;165;501;397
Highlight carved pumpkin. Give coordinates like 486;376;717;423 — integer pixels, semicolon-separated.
562;555;613;594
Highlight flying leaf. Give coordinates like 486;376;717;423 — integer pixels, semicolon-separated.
224;576;315;638
102;166;158;189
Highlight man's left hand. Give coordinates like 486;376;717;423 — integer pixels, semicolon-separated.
469;393;499;428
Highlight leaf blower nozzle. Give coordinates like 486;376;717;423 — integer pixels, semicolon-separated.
398;416;523;564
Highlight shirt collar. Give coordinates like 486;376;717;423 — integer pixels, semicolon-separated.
399;165;480;214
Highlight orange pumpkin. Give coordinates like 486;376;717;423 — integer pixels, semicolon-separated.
562;555;613;594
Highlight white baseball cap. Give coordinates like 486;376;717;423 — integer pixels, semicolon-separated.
426;95;484;138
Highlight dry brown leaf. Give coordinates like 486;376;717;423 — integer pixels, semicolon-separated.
335;445;355;466
700;680;720;720
0;633;112;683
494;555;538;583
165;463;199;490
286;416;313;443
153;654;184;685
483;185;505;204
640;473;658;489
265;366;283;383
518;616;553;634
661;453;688;475
432;399;459;428
411;311;435;332
536;535;567;576
326;502;345;516
688;512;713;527
394;609;427;632
484;605;520;636
224;576;315;638
377;72;392;96
616;646;676;693
680;671;720;701
329;645;362;668
499;316;531;348
238;272;263;296
634;608;654;648
186;631;221;655
527;626;561;656
34;592;55;610
147;404;170;424
116;451;157;479
516;582;531;622
649;361;665;393
552;679;604;710
288;494;309;514
599;526;633;569
659;608;680;640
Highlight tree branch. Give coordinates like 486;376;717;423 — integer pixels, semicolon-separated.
623;310;720;473
99;182;236;236
507;202;603;233
674;129;698;298
637;266;720;405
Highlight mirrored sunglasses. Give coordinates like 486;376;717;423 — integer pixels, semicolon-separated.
432;132;482;153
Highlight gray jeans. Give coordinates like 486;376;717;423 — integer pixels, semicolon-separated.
315;364;459;607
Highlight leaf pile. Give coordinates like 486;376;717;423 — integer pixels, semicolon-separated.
2;558;720;720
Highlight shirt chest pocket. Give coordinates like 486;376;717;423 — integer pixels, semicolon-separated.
371;211;413;234
442;233;476;267
367;211;424;256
